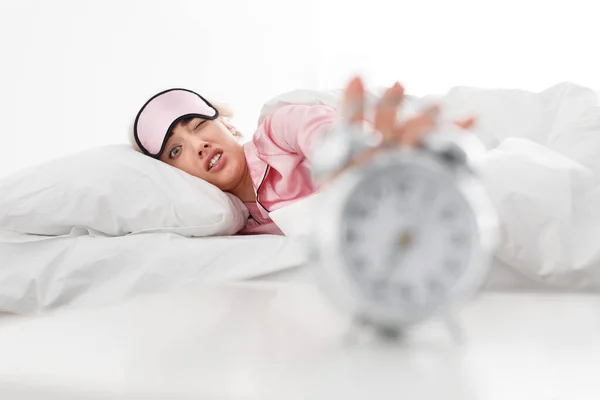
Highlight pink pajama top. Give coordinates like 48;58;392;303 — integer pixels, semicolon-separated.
237;104;337;235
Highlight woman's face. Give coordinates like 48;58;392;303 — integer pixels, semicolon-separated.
160;117;246;192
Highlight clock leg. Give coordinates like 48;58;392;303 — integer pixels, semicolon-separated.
348;314;407;343
375;325;405;342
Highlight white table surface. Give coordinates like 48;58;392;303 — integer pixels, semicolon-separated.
0;282;599;400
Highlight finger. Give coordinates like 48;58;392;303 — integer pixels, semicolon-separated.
374;82;404;139
396;112;438;147
341;76;365;125
454;117;476;130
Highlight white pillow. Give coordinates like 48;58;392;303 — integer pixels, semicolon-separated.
0;145;248;236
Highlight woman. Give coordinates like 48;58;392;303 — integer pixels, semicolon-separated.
132;77;474;234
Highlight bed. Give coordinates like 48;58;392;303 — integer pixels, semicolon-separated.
1;82;599;398
2;81;599;314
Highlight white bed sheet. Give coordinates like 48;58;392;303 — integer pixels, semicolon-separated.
0;230;306;315
2;227;598;316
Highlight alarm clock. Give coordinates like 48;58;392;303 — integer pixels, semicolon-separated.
308;122;499;334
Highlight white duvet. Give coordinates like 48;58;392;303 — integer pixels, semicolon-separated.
262;82;600;285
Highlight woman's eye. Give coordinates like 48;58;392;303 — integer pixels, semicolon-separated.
195;120;207;131
169;146;181;159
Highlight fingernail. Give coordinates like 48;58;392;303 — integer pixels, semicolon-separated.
393;82;404;91
350;76;364;87
392;83;404;98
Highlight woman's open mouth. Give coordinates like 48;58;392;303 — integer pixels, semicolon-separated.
209;153;222;170
205;149;226;173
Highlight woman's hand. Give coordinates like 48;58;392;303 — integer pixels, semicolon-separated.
339;76;475;167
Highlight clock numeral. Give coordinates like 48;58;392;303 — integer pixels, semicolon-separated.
346;228;357;243
440;206;457;221
450;232;468;246
445;260;462;277
396;179;414;196
352;257;366;272
347;205;370;219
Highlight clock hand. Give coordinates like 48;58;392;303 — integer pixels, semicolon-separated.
380;229;415;283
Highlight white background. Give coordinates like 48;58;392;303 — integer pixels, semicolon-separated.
1;0;599;178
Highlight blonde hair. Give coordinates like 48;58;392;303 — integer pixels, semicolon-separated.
129;101;241;153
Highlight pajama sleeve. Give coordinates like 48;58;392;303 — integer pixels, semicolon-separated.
258;104;337;158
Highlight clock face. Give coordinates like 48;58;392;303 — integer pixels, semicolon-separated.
341;163;477;313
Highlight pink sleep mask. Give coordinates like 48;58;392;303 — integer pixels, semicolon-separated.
134;88;219;158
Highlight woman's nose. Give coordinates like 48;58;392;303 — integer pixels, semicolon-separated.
198;143;210;157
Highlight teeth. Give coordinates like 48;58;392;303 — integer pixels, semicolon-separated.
209;153;222;169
